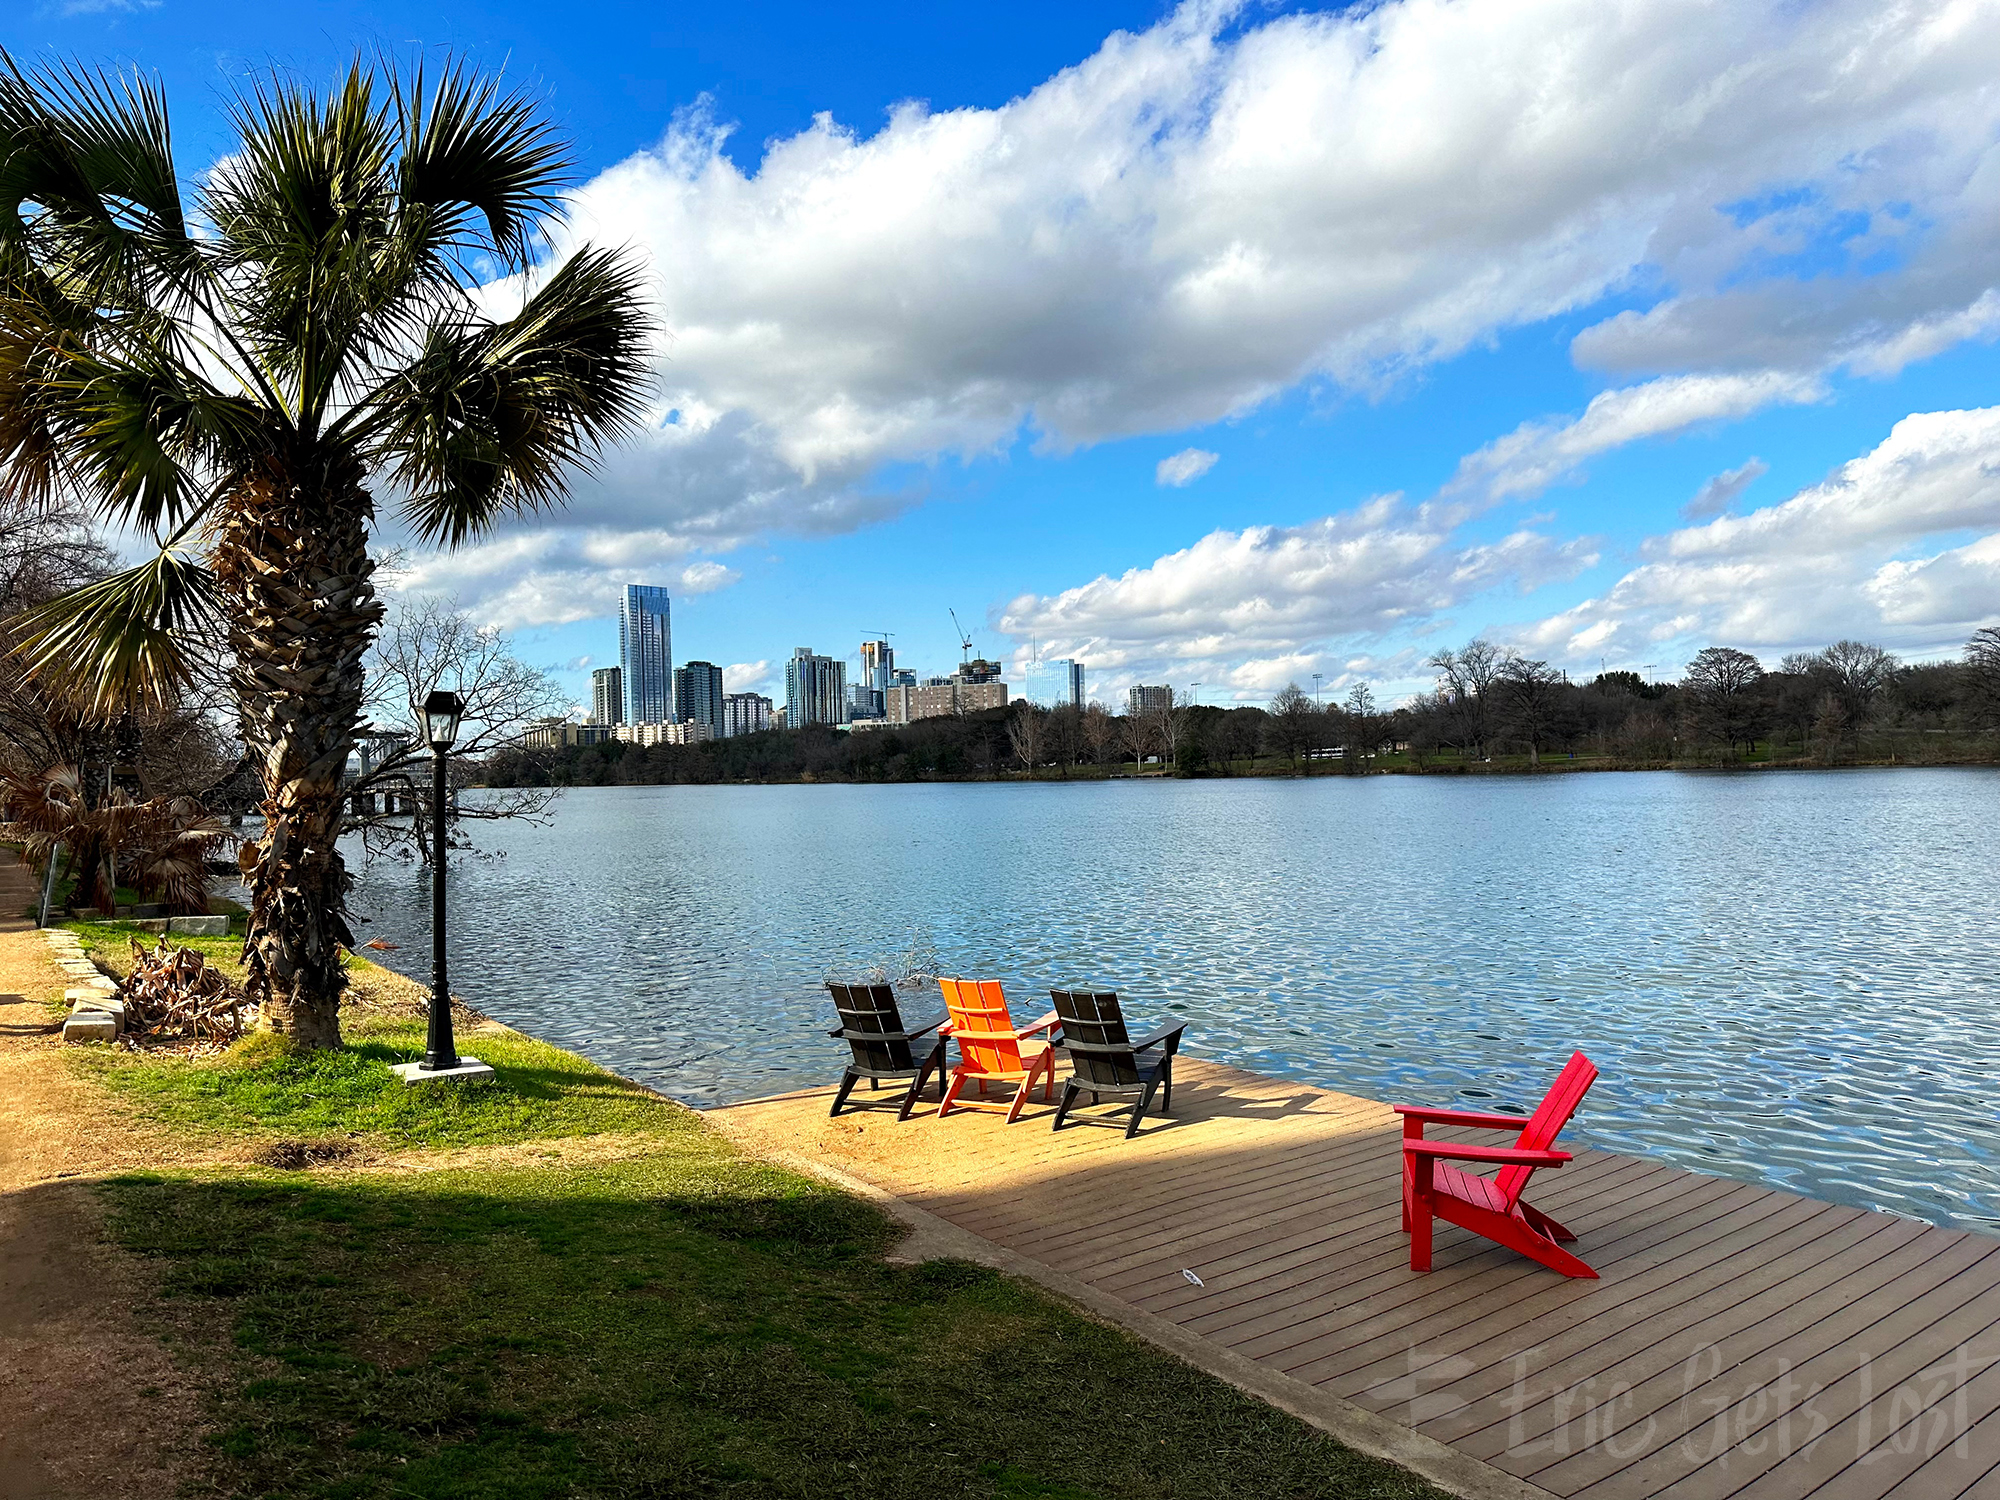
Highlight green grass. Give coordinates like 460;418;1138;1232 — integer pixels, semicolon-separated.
102;1147;1445;1500
71;1018;683;1150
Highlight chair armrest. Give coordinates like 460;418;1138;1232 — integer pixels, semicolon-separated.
1401;1141;1571;1166
904;1013;946;1039
1393;1104;1530;1131
1016;1010;1063;1038
827;1025;846;1038
1133;1022;1188;1053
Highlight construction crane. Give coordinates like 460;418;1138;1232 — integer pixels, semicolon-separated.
948;608;974;666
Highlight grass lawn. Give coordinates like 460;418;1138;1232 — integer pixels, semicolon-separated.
76;1004;1446;1499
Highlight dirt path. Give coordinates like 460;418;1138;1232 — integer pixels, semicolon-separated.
0;858;201;1500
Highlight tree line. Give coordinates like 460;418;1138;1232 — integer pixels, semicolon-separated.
488;629;2000;788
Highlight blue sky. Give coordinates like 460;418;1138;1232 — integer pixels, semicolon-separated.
14;0;2000;709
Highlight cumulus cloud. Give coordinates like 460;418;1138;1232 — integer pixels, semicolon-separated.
1156;447;1220;487
1512;407;2000;664
1445;373;1820;505
678;560;741;593
722;660;776;696
427;0;2000;620
998;495;1596;696
1682;457;1769;521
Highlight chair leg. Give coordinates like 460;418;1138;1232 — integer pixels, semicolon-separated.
1052;1080;1079;1131
928;1039;950;1099
1160;1058;1173;1114
938;1069;969;1118
1006;1055;1049;1123
1408;1155;1434;1271
1127;1077;1162;1138
898;1061;933;1122
830;1071;860;1118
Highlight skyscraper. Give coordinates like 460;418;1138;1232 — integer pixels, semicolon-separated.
620;584;672;723
673;660;724;735
721;693;773;737
590;666;624;726
857;637;893;719
1063;659;1085;710
785;647;848;727
1128;684;1172;717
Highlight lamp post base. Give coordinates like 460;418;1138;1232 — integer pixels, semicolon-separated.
392;1057;494;1085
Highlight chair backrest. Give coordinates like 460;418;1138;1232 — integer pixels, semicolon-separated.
938;977;1026;1075
827;982;915;1073
1050;989;1141;1089
1496;1051;1598;1206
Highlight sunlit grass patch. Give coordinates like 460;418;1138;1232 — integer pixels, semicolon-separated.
70;1016;686;1151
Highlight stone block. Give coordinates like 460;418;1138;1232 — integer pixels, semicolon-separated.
132;919;171;934
390;1057;495;1085
66;987;118;1006
168;915;230;936
63;1012;117;1044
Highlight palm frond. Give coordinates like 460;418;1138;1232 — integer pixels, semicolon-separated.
0;51;198;317
206;60;399;421
394;57;571;270
374;244;653;545
10;547;220;714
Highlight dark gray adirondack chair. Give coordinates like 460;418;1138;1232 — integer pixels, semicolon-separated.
1048;989;1187;1138
826;982;948;1120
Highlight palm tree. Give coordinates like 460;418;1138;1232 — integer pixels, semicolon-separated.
0;56;650;1046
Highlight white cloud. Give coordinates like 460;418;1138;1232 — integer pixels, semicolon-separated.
1156;447;1220;487
722;660;774;695
678;560;741;594
1445;374;1818;505
1682;457;1769;521
1511;407;2000;663
998;494;1596;695
428;0;2000;621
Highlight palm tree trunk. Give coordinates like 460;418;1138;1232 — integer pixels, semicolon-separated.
216;463;383;1049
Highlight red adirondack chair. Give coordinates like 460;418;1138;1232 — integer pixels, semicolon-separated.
1396;1051;1599;1279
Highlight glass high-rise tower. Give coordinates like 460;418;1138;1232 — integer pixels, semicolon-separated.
620;584;673;724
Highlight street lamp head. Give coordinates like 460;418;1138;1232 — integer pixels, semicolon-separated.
423;689;464;751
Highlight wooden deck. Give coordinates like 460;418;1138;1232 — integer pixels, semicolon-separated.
711;1057;2000;1500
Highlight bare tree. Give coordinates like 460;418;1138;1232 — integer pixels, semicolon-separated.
1007;703;1046;772
1496;657;1565;765
1428;640;1511;760
1815;640;1898;730
1340;683;1382;771
1265;682;1315;769
1968;627;2000;728
1682;647;1766;755
1044;703;1083;775
1117;711;1153;773
1081;703;1117;767
351;596;568;863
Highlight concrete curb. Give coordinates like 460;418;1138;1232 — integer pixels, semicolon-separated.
711;1129;1558;1500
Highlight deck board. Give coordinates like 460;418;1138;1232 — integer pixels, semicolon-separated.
709;1057;1999;1500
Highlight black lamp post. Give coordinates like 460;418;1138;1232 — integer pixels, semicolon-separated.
419;689;464;1072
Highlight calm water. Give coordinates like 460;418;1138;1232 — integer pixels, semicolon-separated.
345;771;2000;1232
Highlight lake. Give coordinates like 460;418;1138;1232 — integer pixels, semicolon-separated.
345;769;2000;1233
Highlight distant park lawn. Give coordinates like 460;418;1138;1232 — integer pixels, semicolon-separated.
79;999;1445;1500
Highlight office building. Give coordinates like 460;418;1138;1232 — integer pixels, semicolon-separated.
673;660;724;735
785;647;848;727
663;720;712;746
856;638;892;719
620;584;673;723
890;668;915;688
883;658;1011;725
590;666;624;726
521;719;613;750
1128;684;1172;717
722;693;773;737
1063;659;1085;710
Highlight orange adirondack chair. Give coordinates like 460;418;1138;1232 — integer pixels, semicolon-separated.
1396;1051;1599;1279
936;978;1062;1123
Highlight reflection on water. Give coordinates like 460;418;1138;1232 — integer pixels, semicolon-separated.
345;770;2000;1233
